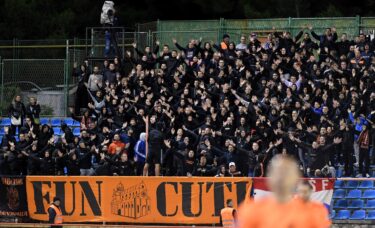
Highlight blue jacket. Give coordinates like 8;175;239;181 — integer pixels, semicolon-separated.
134;140;146;163
348;111;368;140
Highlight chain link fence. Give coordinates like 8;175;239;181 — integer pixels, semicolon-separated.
0;59;67;117
0;17;374;117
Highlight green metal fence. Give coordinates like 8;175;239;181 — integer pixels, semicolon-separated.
0;59;68;117
151;16;375;49
0;16;374;118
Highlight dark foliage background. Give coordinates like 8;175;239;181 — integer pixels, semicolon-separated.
0;0;373;39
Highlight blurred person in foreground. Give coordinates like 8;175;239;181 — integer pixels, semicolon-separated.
296;180;331;221
237;155;331;228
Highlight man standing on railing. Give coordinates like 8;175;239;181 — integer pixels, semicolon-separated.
101;1;120;58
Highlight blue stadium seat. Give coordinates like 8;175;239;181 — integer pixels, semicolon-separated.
334;210;350;219
14;136;19;142
334;199;348;209
333;189;346;199
334;180;345;189
346;180;359;189
50;118;61;127
73;128;80;136
359;180;374;189
348;199;364;209
350;210;366;220
329;210;336;219
63;118;74;126
0;136;3;143
366;210;375;220
0;118;11;126
346;189;362;199
53;127;61;136
365;199;375;209
72;120;80;127
363;190;375;199
40;118;49;125
0;128;4;135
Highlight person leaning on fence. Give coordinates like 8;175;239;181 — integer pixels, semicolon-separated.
48;197;63;227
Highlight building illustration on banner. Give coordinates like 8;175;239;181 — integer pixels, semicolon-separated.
111;181;151;219
7;186;20;211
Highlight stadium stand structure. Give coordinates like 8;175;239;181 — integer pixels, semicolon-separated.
0;117;81;140
332;179;375;223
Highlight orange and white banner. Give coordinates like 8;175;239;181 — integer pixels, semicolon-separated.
26;176;252;224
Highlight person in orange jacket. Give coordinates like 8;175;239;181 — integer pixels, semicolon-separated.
108;134;126;155
237;155;331;228
296;180;331;227
48;197;63;228
220;199;237;227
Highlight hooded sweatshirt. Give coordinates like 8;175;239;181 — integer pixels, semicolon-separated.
134;133;146;163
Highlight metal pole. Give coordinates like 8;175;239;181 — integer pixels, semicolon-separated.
85;28;88;57
288;17;292;34
12;38;15;82
73;37;76;64
356;15;361;35
91;28;94;57
148;30;152;48
122;28;125;59
0;59;3;116
65;40;69;117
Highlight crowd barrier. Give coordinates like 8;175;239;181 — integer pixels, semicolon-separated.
0;176;336;225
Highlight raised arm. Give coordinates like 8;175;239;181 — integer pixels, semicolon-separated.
173;38;186;52
231;89;250;107
310;28;321;41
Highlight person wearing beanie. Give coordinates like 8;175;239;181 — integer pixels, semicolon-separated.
221;34;230;50
48;197;63;227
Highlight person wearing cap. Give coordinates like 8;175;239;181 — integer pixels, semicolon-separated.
48;197;63;227
228;162;241;177
220;199;237;228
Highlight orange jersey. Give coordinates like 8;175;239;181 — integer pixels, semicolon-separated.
237;196;331;228
108;141;126;154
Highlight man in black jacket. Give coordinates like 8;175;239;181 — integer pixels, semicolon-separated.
143;121;164;176
337;121;355;176
290;134;342;177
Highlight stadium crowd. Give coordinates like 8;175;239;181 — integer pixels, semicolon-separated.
2;26;375;178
